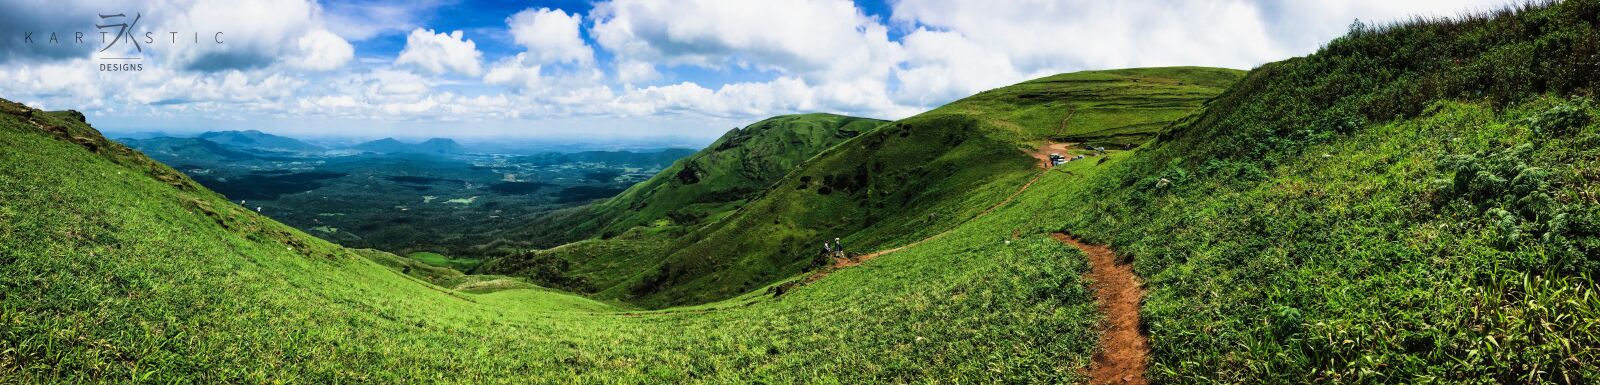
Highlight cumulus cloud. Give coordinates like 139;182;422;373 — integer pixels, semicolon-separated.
157;0;353;72
507;8;594;66
614;59;660;85
290;29;354;70
885;0;1514;105
591;0;901;83
395;28;484;76
587;0;908;119
486;7;606;95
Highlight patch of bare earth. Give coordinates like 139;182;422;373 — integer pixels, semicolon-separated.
1051;233;1148;385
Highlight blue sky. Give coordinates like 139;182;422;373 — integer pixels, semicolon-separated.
0;0;1515;143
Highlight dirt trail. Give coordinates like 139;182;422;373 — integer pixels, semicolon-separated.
1051;233;1148;385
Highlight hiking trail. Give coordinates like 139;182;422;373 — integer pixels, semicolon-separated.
1052;233;1148;385
796;142;1152;383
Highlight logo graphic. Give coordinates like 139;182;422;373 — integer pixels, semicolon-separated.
96;13;142;54
21;12;226;72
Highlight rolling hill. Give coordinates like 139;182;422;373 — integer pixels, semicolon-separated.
481;113;888;294
3;2;1599;382
196;130;324;153
564;67;1243;307
0;95;1110;383
1040;3;1600;381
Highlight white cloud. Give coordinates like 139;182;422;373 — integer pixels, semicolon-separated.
591;0;902;83
152;0;354;72
587;0;908;119
291;29;355;70
893;28;1021;107
614;59;660;85
884;0;1281;104
395;28;484;76
507;8;595;66
486;8;606;95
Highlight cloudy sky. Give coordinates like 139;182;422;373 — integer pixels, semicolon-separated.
0;0;1512;142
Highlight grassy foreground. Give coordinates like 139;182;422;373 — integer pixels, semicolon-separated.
0;93;1110;382
1052;2;1600;382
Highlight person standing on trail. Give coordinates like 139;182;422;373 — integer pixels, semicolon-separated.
833;238;844;258
823;241;833;257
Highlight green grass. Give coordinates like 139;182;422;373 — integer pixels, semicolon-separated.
1041;2;1600;382
0;98;1106;382
479;70;1241;307
481;113;888;296
610;67;1241;307
405;251;481;271
493;113;886;249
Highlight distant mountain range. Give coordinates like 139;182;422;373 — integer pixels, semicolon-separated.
197;130;324;152
350;137;467;154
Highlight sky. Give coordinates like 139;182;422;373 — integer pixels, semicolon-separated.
0;0;1515;143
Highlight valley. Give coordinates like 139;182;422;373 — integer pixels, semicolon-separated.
117;132;694;257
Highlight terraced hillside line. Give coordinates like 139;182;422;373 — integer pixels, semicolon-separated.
1051;233;1148;385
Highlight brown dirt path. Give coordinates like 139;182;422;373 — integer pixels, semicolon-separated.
1051;233;1148;385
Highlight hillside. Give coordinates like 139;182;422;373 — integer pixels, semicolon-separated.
618;67;1242;307
494;113;886;246
1046;3;1600;382
0;97;1110;382
480;113;886;294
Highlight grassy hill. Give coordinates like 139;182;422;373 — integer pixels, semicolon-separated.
0;97;1110;383
480;113;889;294
619;67;1241;307
1043;2;1600;382
490;113;886;248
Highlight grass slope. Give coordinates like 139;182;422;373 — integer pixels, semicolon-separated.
624;67;1241;307
0;97;1107;383
494;113;886;248
481;113;886;294
1046;3;1600;382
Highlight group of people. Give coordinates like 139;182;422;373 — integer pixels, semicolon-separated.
822;237;846;259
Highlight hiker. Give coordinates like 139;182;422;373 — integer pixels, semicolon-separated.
833;238;845;259
823;241;833;257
